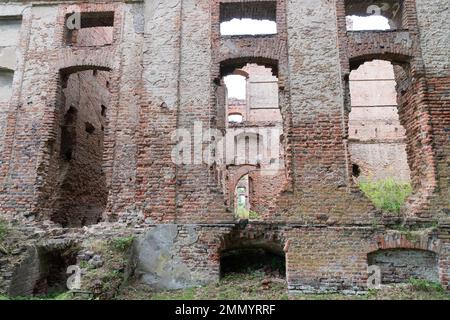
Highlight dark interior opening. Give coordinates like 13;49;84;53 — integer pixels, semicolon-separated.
220;247;285;278
33;247;78;296
352;163;361;178
220;1;276;23
60;106;77;161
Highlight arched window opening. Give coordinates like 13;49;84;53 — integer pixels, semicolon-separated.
228;113;243;124
219;235;286;283
8;244;79;298
223;63;281;127
348;60;412;212
345;0;404;31
217;60;286;220
220;2;277;36
235;174;250;218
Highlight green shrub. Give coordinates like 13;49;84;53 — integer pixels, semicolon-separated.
235;208;261;220
112;236;134;252
0;220;7;242
359;178;412;213
248;210;261;220
409;278;444;293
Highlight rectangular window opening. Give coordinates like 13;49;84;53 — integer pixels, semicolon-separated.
345;1;404;31
65;11;115;47
220;2;277;36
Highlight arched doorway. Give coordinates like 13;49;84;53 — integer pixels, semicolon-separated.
42;66;112;227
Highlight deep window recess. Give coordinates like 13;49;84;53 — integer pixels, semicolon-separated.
220;1;277;36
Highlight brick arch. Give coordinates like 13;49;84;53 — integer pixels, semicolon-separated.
54;49;115;74
217;224;287;278
231;68;249;78
227;164;258;209
368;232;441;255
60;65;111;76
349;52;412;71
218;224;287;255
229;165;258;194
219;56;279;78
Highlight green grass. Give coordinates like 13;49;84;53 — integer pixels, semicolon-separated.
3;275;447;301
115;272;449;300
111;236;134;252
409;278;445;293
117;271;288;300
0;292;73;300
235;208;261;220
359;178;412;213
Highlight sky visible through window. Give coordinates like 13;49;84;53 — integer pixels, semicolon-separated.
224;75;246;100
348;15;390;30
220;18;277;36
223;16;389;99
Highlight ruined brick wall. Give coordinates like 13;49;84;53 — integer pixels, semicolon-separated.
213;0;290;221
335;0;444;217
285;226;443;292
0;0;448;295
415;0;450;217
0;2;147;224
272;0;377;225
